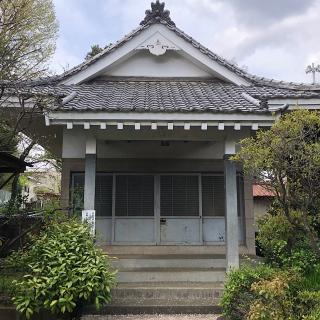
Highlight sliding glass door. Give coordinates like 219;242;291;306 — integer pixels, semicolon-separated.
70;172;244;245
159;175;202;244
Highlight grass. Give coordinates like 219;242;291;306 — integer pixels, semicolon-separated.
302;266;320;291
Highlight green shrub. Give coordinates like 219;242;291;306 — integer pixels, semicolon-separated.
0;274;17;296
222;263;320;320
6;218;116;319
257;212;318;273
247;270;300;320
298;266;320;319
220;263;276;320
298;290;320;319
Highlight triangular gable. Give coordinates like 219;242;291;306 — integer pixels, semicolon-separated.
61;1;251;86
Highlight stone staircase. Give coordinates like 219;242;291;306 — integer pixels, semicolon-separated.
84;248;226;315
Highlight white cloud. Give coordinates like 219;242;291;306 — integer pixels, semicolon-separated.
51;0;320;83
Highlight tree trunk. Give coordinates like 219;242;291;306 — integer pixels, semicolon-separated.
7;174;20;213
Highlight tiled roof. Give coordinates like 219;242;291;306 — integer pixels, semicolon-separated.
53;1;320;91
22;78;320;113
2;1;320;115
253;184;275;197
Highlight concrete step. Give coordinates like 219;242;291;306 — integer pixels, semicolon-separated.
102;245;227;255
116;268;226;283
112;282;223;301
111;254;226;270
83;304;222;315
83;282;224;315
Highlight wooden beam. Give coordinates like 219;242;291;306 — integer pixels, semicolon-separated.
201;123;208;130
234;123;241;130
134;123;141;130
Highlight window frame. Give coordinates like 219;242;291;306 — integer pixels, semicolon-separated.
70;172;245;220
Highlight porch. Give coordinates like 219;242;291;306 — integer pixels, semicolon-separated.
60;125;257;270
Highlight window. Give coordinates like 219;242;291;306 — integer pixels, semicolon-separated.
160;175;199;216
202;175;225;216
115;175;154;216
70;172;245;219
71;173;112;217
71;173;84;215
95;174;113;217
201;174;244;217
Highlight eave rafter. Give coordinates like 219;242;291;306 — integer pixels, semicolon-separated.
46;111;278;131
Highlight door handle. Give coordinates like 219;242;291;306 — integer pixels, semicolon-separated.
160;218;167;225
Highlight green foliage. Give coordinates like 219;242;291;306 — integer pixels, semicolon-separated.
233;110;320;257
71;186;84;216
222;265;320;320
248;270;301;320
223;110;320;319
220;263;277;320
247;269;320;320
257;212;318;273
0;193;28;216
301;266;320;291
85;43;112;60
0;274;17;296
0;0;58;80
85;44;104;60
7;218;116;319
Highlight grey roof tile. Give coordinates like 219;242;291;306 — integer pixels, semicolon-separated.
22;78;320;114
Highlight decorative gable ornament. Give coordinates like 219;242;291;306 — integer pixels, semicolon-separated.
149;39;167;56
137;32;180;56
140;0;175;26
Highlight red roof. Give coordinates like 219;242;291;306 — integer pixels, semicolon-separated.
253;184;275;197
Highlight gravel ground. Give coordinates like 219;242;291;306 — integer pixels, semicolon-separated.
81;315;223;320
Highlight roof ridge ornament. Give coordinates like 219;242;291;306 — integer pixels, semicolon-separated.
140;0;175;27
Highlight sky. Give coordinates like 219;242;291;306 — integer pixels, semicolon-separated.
51;0;320;83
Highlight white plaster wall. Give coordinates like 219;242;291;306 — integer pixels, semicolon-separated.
62;127;250;159
105;50;212;78
62;131;224;159
97;140;224;159
62;129;86;158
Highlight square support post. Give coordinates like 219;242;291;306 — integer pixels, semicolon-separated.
224;141;239;269
84;136;96;210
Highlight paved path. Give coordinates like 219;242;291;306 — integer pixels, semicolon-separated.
82;315;223;320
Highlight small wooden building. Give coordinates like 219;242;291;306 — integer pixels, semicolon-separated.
4;1;320;272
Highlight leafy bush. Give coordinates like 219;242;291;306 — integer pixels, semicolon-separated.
6;218;116;319
222;264;320;320
247;270;300;320
257;212;318;273
220;263;276;320
247;269;320;320
0;274;17;297
298;290;320;320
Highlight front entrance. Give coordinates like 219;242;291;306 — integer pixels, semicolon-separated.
159;175;202;244
71;172;244;245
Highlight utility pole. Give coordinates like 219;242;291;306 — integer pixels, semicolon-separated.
306;63;320;84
